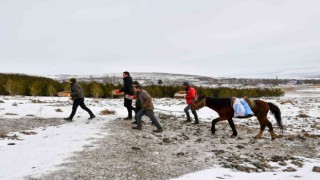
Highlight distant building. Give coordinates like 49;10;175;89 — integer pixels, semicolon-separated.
287;80;298;85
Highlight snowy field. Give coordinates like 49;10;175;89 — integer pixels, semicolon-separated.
0;85;319;179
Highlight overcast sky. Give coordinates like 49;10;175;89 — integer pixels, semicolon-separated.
0;0;319;77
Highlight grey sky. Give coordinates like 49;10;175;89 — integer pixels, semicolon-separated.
0;0;319;77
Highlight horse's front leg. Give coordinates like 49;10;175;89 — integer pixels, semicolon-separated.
211;118;220;135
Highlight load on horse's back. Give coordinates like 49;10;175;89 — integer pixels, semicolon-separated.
191;96;283;140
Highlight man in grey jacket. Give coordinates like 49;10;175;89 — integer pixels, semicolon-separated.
64;78;95;121
132;85;163;133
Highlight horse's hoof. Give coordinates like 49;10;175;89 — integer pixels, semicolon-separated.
255;131;263;139
270;131;276;140
230;135;237;138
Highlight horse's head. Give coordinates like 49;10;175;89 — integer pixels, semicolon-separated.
191;95;206;111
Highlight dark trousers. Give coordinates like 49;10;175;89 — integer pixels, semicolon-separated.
135;110;162;129
132;102;142;123
184;105;199;122
69;98;94;119
124;98;134;117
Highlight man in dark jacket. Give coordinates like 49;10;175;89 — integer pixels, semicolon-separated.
117;71;135;120
64;78;95;121
182;82;199;124
132;85;163;133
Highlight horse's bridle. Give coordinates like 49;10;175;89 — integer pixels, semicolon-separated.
192;98;206;110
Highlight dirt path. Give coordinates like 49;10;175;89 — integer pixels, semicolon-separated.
28;116;319;180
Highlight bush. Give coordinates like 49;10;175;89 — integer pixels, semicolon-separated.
0;73;285;98
99;109;116;115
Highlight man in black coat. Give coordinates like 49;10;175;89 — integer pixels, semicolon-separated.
117;71;135;120
64;78;95;121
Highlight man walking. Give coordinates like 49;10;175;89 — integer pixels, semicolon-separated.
132;81;142;124
117;71;135;120
64;78;95;121
132;85;163;133
182;82;199;124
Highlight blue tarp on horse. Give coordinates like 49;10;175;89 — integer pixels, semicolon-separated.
233;98;254;117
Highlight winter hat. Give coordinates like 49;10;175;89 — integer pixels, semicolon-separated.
182;82;189;86
70;78;76;83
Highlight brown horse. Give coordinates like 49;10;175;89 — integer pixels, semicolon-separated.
191;96;283;140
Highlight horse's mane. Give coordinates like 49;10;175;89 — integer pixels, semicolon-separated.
206;97;231;109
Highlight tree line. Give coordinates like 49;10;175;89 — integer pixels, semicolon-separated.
0;73;284;98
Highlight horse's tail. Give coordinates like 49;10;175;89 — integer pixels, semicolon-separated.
268;102;284;133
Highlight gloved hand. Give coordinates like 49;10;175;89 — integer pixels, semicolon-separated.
116;90;121;94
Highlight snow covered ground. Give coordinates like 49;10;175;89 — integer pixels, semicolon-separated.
172;86;320;180
0;85;319;179
0;97;127;179
172;158;320;180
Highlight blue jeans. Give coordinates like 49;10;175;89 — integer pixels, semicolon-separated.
184;105;199;121
135;110;162;129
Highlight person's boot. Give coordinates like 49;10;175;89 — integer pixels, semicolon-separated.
131;121;137;124
192;117;199;124
153;128;163;133
123;116;132;120
185;113;192;123
88;115;96;120
132;121;142;130
185;118;192;123
132;126;142;130
64;117;72;121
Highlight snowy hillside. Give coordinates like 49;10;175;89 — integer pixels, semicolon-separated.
46;70;320;88
229;67;320;79
46;72;222;87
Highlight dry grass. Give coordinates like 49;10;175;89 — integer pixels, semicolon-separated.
5;113;18;116
280;99;295;105
0;131;7;138
297;112;309;118
55;108;63;112
20;131;37;135
31;99;46;103
99;109;116;115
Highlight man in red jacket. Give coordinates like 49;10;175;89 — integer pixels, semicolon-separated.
182;82;199;124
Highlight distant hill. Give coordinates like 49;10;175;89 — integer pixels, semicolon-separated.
46;72;222;87
233;67;320;79
46;72;320;88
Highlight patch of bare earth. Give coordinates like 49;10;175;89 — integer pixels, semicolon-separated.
30;116;319;180
0;118;65;138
